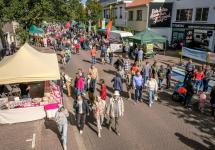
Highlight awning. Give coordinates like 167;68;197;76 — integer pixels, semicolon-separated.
0;43;60;84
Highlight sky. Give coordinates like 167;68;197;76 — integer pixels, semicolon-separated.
81;0;87;4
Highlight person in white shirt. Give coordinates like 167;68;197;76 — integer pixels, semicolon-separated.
146;77;158;107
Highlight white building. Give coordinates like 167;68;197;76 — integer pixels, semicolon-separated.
100;0;133;29
147;0;215;52
171;0;215;52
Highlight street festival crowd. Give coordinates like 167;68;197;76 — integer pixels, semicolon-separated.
30;23;215;150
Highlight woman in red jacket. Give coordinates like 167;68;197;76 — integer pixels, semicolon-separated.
100;79;107;101
194;66;205;94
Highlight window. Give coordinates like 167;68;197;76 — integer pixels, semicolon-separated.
136;10;143;21
176;9;193;22
120;7;122;19
128;11;133;21
114;8;117;19
195;8;209;21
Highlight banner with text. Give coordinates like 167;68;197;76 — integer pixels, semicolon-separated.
182;47;207;62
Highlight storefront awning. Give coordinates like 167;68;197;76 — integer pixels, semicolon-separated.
0;43;60;84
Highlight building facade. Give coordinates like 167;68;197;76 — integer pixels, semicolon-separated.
171;0;215;52
126;0;151;32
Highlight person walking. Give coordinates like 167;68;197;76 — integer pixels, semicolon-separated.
90;46;97;64
92;96;106;137
100;79;107;101
137;48;143;67
107;46;113;65
86;74;96;106
106;91;124;136
166;64;172;89
184;79;194;108
89;65;99;81
111;73;123;93
151;61;158;79
131;62;140;75
157;65;165;90
124;56;131;73
146;76;158;107
203;65;212;92
141;62;151;87
210;86;215;120
194;66;205;94
73;95;89;134
55;105;69;150
125;72;132;100
133;71;144;103
76;74;85;96
184;59;195;83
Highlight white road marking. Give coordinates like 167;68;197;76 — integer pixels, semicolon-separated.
32;133;36;149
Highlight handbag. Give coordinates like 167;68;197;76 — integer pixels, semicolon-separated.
154;94;158;101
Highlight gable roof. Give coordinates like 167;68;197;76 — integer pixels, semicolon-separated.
126;0;151;8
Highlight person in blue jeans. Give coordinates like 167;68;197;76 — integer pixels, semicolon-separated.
133;71;144;102
55;105;69;150
146;77;158;107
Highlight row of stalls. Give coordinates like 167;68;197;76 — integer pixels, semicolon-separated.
0;43;61;124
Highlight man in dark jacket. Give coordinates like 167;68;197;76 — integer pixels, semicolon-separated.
111;73;123;92
210;86;215;120
184;79;194;108
86;74;96;105
73;95;89;134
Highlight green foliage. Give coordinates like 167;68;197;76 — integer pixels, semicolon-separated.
0;0;89;43
86;0;102;25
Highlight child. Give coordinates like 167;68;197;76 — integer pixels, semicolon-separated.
55;105;69;150
92;96;106;137
100;79;107;101
199;92;207;113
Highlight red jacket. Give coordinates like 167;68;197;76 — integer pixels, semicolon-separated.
100;84;107;100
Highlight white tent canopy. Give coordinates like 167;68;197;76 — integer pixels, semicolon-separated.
0;43;60;84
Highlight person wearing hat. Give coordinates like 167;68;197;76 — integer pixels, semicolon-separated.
106;91;124;136
55;105;69;150
92;96;106;138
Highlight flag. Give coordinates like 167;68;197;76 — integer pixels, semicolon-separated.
106;20;112;39
98;18;101;28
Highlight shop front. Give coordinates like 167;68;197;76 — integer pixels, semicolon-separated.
171;23;215;52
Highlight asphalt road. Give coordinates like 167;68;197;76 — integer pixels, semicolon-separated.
62;49;215;150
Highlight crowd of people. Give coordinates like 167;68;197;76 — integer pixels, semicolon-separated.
28;23;215;150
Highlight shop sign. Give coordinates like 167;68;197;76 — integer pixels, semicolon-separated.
148;3;173;27
146;43;153;51
182;47;207;62
172;23;215;30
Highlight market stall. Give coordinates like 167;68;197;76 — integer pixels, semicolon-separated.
0;43;61;124
128;30;166;58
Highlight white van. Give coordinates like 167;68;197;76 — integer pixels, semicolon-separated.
109;30;133;52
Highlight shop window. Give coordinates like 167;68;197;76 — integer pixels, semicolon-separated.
120;7;122;19
176;9;193;22
195;8;209;21
128;11;133;21
136;10;143;21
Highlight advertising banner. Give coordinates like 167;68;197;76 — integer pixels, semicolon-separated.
102;19;106;29
182;47;207;62
148;2;173;27
208;52;215;64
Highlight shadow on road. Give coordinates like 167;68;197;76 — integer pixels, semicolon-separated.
175;132;215;150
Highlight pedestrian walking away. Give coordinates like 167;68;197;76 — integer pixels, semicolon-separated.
73;96;90;134
106;91;124;136
55;105;69;150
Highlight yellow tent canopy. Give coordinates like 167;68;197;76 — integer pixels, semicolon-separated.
0;43;60;84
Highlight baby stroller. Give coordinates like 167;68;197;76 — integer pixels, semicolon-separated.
172;82;187;102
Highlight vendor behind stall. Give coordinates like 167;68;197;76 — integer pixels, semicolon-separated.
19;83;31;98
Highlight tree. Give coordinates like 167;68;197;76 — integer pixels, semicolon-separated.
0;0;84;43
85;0;102;25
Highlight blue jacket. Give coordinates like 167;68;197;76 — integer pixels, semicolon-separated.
111;76;122;91
133;75;143;88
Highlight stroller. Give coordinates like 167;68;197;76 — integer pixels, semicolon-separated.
172;82;187;102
